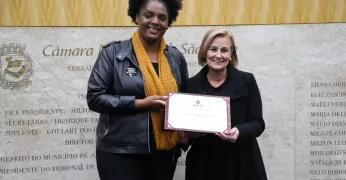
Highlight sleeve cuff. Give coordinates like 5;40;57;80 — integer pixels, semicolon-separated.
234;125;251;146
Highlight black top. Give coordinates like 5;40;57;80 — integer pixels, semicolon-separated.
149;62;159;152
203;73;229;96
152;62;159;76
200;72;240;179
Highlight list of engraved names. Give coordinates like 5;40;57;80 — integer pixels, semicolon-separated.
308;81;346;180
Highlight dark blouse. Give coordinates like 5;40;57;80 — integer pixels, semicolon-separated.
197;74;240;179
148;62;159;151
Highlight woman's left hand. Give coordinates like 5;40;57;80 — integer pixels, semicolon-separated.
216;127;239;143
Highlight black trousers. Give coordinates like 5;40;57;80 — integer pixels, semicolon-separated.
96;149;178;180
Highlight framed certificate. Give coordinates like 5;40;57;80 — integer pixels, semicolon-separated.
164;92;231;134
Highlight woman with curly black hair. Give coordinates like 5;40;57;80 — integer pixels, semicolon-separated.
86;0;188;180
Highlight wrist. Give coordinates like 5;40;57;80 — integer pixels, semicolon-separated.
134;99;145;110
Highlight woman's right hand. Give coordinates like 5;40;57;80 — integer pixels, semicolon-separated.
135;95;167;110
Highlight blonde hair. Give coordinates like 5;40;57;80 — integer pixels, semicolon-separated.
197;27;238;67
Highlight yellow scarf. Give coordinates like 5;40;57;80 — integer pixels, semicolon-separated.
131;30;179;150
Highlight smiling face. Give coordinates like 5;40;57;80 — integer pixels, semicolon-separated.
136;0;169;44
206;35;233;71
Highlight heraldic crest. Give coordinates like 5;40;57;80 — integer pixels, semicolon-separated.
0;43;34;90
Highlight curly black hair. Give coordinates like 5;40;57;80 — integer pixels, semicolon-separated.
128;0;183;27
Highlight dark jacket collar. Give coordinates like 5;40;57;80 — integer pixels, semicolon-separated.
194;64;248;100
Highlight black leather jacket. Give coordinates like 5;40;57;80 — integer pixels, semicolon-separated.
86;39;188;155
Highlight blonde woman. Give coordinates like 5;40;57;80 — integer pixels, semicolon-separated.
184;27;267;180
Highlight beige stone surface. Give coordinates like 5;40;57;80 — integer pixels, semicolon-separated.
0;23;345;180
294;24;346;180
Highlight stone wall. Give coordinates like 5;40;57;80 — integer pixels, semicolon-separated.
0;23;345;180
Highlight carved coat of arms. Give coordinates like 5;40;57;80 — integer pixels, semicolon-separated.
0;43;34;90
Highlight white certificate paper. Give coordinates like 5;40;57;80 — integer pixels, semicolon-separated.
164;92;231;133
